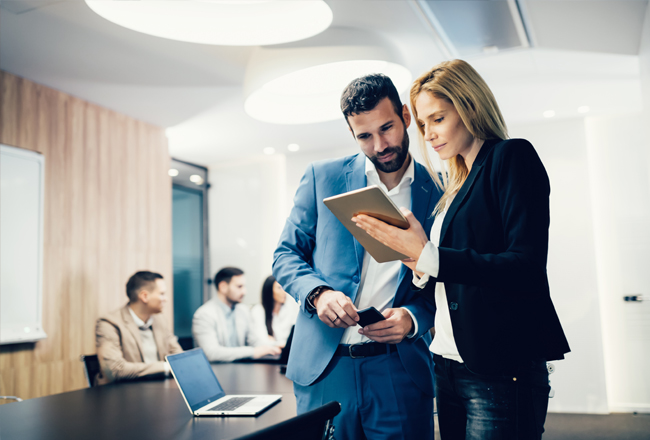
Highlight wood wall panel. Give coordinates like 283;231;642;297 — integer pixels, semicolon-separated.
0;71;173;402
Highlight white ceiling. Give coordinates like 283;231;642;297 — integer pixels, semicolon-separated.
1;0;648;166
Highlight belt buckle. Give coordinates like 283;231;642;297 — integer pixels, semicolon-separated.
348;342;365;359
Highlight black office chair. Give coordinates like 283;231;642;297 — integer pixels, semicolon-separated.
177;337;194;351
80;354;100;387
234;401;341;440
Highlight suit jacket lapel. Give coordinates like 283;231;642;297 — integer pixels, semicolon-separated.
439;139;498;244
121;305;145;362
345;154;367;276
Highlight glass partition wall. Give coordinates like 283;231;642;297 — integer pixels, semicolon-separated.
170;159;209;350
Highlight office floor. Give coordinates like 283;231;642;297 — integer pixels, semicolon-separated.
543;412;650;440
433;409;650;440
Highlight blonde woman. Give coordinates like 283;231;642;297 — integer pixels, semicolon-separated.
353;60;570;439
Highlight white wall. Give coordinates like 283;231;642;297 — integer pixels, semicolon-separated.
208;154;287;306
585;112;650;413
509;118;609;413
580;5;650;413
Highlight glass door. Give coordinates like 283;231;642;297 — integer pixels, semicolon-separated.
170;159;209;350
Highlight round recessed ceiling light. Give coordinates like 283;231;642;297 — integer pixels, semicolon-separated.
84;0;333;46
287;143;300;152
578;106;590;114
543;110;556;118
189;174;204;185
168;168;179;177
263;147;276;155
243;29;412;125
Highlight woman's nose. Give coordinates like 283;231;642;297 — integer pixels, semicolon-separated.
425;127;436;142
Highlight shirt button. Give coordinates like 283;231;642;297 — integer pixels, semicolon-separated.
352;275;359;283
449;302;458;311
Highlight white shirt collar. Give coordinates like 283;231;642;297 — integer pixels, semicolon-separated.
128;306;154;328
364;154;415;191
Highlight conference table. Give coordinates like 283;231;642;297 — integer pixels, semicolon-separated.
0;363;297;440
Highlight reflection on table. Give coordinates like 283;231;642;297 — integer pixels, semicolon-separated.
0;363;296;440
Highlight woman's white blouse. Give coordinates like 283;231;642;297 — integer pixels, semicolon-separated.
251;295;299;346
413;197;464;363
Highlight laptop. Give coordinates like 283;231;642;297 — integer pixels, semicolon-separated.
166;348;282;416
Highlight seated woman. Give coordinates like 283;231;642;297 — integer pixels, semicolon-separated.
251;275;298;347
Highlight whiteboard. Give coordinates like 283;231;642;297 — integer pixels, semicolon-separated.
1;144;47;344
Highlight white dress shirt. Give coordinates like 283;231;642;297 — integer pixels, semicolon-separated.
413;194;463;362
340;157;418;344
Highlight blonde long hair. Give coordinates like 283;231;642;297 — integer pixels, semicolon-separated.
410;59;508;215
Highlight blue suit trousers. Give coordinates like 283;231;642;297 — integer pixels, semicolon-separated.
294;349;434;440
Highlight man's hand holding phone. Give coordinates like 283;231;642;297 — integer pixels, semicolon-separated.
359;308;414;344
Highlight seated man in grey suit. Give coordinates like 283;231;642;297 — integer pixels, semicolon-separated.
95;271;182;384
192;267;281;362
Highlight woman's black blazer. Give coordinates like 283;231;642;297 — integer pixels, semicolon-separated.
421;138;570;375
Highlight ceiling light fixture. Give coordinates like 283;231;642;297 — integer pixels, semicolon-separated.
287;143;300;152
263;147;276;155
168;169;179;177
243;28;412;125
189;174;204;185
577;106;590;114
84;0;332;46
543;110;556;118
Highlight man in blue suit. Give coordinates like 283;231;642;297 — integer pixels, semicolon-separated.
273;74;443;439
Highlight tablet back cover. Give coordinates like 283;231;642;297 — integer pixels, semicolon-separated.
323;185;409;263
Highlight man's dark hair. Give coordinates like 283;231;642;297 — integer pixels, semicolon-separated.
214;267;244;290
126;271;163;303
340;73;403;126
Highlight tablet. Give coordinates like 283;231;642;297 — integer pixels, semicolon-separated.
323;185;409;263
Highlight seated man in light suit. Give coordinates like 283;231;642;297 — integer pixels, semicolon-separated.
95;271;182;385
192;267;281;362
273;74;443;439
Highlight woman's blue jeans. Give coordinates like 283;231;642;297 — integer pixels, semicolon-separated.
433;354;550;440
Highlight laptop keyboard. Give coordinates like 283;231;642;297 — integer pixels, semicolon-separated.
207;397;255;412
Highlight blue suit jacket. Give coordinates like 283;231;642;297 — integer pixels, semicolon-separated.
273;153;442;394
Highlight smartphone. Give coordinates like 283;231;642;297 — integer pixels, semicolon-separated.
356;306;386;327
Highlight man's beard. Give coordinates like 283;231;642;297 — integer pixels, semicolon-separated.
368;128;410;173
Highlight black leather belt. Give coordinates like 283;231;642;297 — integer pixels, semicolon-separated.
334;343;398;358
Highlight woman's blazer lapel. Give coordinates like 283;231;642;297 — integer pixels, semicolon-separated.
439;139;500;245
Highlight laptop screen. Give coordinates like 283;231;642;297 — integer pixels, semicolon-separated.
167;349;226;412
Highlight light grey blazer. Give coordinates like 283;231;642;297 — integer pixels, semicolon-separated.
192;297;264;362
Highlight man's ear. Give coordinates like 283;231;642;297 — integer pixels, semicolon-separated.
217;280;227;293
138;289;150;304
402;104;412;129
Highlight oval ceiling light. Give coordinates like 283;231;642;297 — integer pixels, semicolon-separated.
243;29;412;125
84;0;333;46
